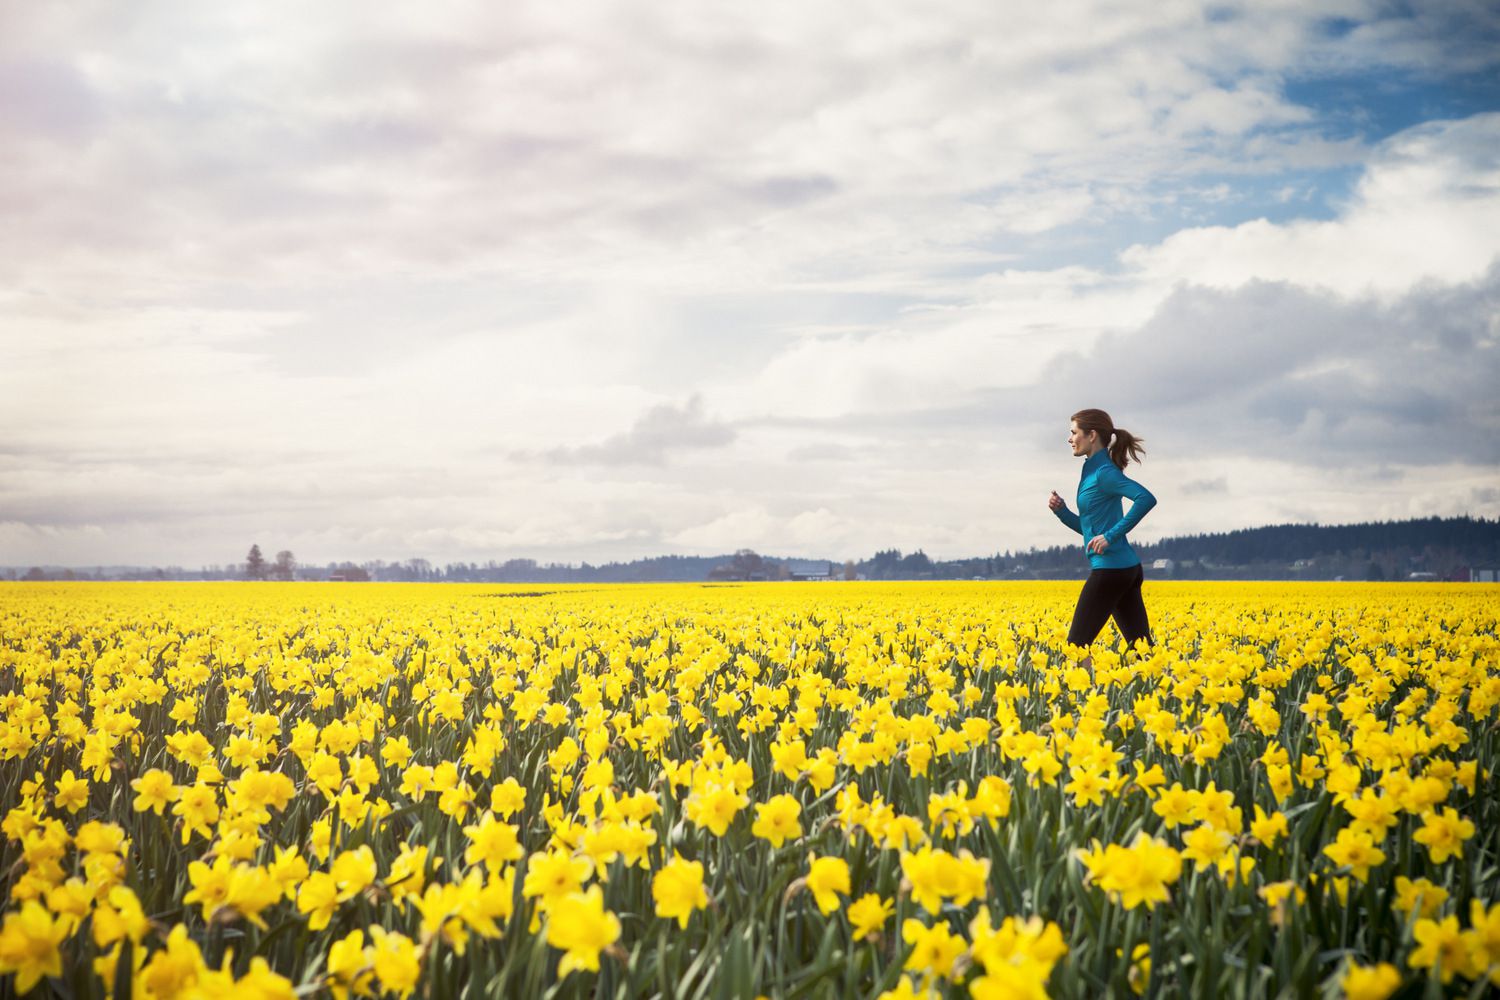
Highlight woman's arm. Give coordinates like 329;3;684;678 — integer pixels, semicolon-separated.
1098;466;1156;545
1050;497;1086;536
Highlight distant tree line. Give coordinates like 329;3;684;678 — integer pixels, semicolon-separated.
928;515;1500;582
1142;516;1500;568
6;516;1496;583
243;545;298;581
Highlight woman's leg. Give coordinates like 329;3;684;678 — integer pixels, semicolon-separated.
1067;569;1132;648
1110;563;1153;647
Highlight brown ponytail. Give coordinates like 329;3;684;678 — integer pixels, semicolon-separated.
1071;408;1146;470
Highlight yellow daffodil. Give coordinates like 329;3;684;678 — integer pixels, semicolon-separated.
805;856;851;915
847;893;893;940
751;794;803;848
0;901;69;993
545;886;621;977
652;853;708;929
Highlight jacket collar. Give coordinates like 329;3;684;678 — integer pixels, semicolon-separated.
1082;449;1112;476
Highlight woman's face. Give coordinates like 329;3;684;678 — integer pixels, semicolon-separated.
1068;421;1096;457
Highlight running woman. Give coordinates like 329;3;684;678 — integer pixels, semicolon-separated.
1047;408;1157;656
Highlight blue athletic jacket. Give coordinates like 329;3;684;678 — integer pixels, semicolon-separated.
1054;449;1157;570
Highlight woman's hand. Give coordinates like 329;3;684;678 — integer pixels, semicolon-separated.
1048;491;1064;512
1087;535;1110;554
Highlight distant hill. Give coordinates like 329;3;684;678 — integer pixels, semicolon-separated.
1141;516;1500;572
903;515;1500;581
5;515;1497;583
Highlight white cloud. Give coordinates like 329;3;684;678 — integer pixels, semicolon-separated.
0;0;1403;299
728;113;1500;431
988;189;1097;235
540;395;736;465
669;508;783;551
3;2;1499;567
1120;115;1500;297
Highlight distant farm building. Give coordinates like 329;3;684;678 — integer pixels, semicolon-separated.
787;560;837;581
707;566;768;582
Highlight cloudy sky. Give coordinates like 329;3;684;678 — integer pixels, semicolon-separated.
4;1;1499;569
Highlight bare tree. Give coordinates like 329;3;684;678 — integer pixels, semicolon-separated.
273;550;297;581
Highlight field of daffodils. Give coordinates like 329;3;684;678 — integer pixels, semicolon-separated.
0;581;1495;998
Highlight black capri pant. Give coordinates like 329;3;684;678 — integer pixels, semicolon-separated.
1067;563;1153;649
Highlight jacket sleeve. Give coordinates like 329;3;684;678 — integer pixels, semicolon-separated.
1053;505;1082;536
1098;466;1156;545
